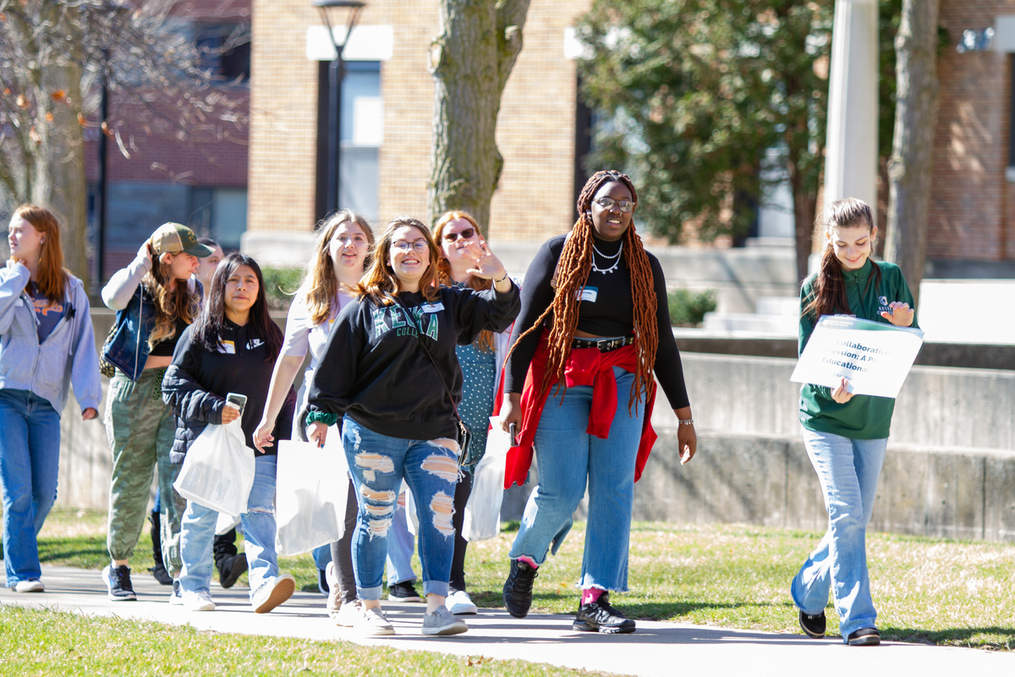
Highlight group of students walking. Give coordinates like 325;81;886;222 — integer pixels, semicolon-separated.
2;171;915;644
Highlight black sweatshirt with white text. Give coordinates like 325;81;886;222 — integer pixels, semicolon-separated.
305;283;520;441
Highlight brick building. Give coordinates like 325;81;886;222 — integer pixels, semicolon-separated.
86;0;252;277
245;0;1015;284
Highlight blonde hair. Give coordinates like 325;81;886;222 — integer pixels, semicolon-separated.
304;210;374;325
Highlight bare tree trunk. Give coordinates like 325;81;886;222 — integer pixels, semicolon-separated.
428;0;531;235
884;0;940;307
32;59;90;288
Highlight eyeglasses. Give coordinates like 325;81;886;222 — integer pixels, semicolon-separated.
443;227;476;243
593;197;635;213
391;239;429;254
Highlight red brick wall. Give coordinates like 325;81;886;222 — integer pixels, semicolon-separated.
931;1;1015;261
83;0;251;188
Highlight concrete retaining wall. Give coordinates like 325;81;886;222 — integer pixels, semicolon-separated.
631;432;1015;542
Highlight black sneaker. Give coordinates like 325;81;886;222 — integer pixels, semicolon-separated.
799;610;826;638
217;554;248;589
572;592;636;634
387;580;422;602
847;627;881;646
150;561;172;586
317;567;330;595
103;564;136;601
502;559;538;618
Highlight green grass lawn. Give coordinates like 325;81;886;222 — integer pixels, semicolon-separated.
4;507;1014;657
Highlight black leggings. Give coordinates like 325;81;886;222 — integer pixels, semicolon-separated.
329;476;359;604
449;470;474;592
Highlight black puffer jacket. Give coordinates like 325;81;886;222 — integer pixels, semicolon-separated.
162;322;295;464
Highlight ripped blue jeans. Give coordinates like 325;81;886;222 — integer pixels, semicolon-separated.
179;455;279;600
341;416;459;601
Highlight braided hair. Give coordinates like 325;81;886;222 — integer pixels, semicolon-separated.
510;170;659;412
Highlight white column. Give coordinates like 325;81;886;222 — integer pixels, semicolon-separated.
824;0;879;222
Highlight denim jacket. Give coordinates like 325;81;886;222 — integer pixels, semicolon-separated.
0;261;102;414
101;254;200;381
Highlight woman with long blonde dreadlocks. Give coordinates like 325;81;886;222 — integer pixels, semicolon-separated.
499;170;697;634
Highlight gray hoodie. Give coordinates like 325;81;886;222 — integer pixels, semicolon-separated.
0;261;102;414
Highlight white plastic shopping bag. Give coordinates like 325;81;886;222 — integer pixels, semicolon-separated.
173;418;255;517
275;427;350;557
462;416;511;542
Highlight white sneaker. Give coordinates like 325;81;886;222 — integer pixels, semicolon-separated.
325;562;342;619
252;573;295;614
183;590;216;611
422;605;469;636
168;580;183;605
14;579;45;593
356;606;395;636
334;599;362;627
446;589;477;615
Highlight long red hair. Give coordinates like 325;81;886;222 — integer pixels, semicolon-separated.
12;205;69;303
432;210;494;352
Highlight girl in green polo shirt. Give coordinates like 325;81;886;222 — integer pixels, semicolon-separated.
791;198;917;647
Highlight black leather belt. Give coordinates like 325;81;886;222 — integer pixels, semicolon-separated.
571;334;635;352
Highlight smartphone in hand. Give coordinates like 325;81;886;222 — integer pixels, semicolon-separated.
225;392;247;416
509;422;518;447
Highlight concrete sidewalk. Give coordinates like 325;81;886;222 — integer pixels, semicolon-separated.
2;563;1013;676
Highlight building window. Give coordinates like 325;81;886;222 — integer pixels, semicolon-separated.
196;23;251;83
316;61;382;224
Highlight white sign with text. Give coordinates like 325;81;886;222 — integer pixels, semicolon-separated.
790;316;925;399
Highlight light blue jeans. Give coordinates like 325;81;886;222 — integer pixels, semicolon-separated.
792;428;887;641
342;416;458;600
508;366;644;591
0;389;61;586
386;501;418;586
179;455;279;599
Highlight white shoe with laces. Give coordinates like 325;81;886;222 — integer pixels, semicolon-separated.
14;579;44;593
334;599;362;627
445;589;477;615
183;590;216;612
356;606;395;636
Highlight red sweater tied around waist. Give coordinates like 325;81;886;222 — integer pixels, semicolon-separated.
498;333;658;489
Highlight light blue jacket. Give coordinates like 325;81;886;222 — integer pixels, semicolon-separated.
0;261;102;414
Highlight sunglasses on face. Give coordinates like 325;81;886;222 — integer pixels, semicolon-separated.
593;197;635;213
443;227;476;243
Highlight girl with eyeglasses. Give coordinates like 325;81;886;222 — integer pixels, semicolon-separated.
304;216;519;636
431;210;518;616
499;170;696;634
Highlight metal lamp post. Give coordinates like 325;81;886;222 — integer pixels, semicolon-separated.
95;1;132;288
314;0;365;217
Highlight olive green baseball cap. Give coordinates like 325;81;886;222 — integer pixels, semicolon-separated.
149;223;214;258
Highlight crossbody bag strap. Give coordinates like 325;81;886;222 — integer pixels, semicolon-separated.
386;293;465;423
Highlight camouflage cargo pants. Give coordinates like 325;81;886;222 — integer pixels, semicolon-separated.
104;368;185;578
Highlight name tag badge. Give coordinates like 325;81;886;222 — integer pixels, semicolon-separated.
219;340;236;354
580;287;598;303
420;302;445;313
